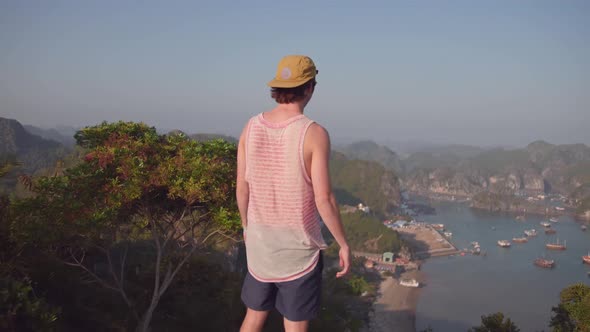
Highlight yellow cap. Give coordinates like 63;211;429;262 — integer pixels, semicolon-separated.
267;55;318;88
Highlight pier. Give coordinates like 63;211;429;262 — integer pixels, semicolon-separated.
396;225;460;259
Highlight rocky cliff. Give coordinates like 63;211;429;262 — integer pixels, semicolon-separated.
334;140;404;174
404;141;590;198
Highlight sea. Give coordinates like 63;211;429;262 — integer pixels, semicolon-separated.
414;201;590;332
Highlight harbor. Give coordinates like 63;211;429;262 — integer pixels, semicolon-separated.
415;201;590;332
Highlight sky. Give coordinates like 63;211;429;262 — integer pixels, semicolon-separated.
1;0;589;147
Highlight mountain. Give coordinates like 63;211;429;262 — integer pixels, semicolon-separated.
334;140;403;174
330;151;401;216
403;141;590;216
0;117;68;175
23;124;77;147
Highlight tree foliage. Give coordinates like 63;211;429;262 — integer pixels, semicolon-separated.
340;212;402;253
10;121;240;331
0;278;60;332
551;283;590;332
468;312;520;332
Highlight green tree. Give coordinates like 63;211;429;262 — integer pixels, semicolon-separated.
468;312;520;332
550;283;590;332
1;159;63;332
339;212;402;253
0;278;60;331
11;122;240;332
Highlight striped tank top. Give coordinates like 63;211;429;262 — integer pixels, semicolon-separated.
244;113;327;282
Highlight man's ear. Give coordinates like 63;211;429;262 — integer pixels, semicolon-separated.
306;82;314;96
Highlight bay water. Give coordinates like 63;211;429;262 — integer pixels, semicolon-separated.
415;201;590;332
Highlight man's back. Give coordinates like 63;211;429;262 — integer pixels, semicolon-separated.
243;113;326;282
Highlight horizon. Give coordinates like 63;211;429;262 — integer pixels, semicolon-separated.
7;114;588;153
1;1;589;146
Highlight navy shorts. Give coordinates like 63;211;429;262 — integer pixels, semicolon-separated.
241;253;323;322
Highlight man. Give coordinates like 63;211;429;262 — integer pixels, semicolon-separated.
236;55;351;332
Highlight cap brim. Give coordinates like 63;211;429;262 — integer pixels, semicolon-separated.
267;78;313;88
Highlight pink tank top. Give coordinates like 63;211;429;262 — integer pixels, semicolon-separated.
244;113;327;282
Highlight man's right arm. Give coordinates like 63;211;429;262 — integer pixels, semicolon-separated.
308;123;350;278
236;123;249;237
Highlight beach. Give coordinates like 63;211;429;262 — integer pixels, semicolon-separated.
367;269;425;332
363;224;455;332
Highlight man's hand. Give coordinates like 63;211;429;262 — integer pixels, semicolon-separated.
336;246;351;278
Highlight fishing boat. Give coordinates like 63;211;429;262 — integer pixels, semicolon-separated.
540;221;551;228
550;217;558;223
512;237;528;243
497;240;511;248
546;238;567;250
583;253;590;265
524;229;537;237
399;278;420;287
534;257;555;269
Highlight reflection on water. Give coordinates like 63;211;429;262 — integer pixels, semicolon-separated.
415;201;590;332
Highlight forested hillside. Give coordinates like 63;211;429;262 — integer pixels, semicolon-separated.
330;151;401;216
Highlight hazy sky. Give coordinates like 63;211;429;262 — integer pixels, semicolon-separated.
1;1;589;147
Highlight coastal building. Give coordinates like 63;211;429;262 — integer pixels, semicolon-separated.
393;220;408;228
382;252;394;263
357;203;370;213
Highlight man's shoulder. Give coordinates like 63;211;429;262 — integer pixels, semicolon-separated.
305;122;330;151
306;122;329;138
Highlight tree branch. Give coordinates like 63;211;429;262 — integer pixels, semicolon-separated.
62;248;118;292
158;244;197;297
105;245;139;321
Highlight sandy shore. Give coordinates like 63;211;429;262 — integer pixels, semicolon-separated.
366;269;425;332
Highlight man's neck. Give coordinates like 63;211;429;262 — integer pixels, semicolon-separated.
267;102;305;119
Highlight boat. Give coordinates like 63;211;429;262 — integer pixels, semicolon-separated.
431;223;445;230
472;247;481;255
524;229;537;237
546;238;567;250
555;206;565;211
583;253;590;265
540;221;551;228
471;241;480;248
534;257;555;268
512;237;528;243
497;240;511;248
550;217;558;223
582;225;587;231
545;229;557;235
399;278;420;287
515;215;525;221
443;231;452;238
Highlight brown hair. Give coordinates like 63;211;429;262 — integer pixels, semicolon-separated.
270;80;316;104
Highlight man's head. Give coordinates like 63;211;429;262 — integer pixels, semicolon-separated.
268;55;318;105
